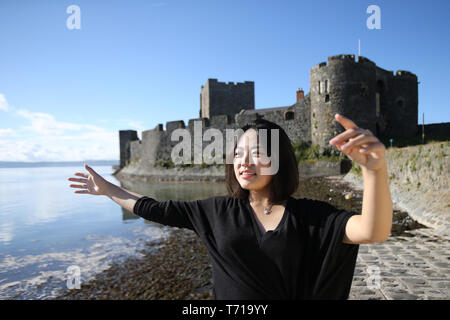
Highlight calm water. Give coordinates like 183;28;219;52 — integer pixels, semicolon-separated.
0;165;227;299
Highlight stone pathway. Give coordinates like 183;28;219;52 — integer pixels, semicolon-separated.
349;227;450;300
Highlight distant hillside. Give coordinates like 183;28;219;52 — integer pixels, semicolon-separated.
0;160;119;168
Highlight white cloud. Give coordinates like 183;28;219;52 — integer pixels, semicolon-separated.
15;109;105;136
0;94;121;162
127;120;146;131
0;136;119;162
0;128;16;137
0;94;11;111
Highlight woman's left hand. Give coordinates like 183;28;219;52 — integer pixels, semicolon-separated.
329;114;386;172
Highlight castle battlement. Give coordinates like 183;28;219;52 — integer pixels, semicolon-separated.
132;114;235;143
166;120;186;133
311;55;376;71
311;62;327;70
206;78;254;88
395;70;417;79
328;54;356;62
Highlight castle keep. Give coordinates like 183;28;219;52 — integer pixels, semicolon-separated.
119;54;419;168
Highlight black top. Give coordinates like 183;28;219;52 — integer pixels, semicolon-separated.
133;195;360;300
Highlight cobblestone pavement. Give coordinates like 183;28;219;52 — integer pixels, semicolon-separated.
348;227;450;300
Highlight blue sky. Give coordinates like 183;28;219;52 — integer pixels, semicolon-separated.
0;0;449;161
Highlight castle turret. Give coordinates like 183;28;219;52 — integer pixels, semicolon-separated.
310;55;377;153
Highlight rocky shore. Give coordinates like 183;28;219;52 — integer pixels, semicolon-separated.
56;228;213;300
55;173;450;300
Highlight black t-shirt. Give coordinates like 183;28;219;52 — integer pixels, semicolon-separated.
133;195;360;300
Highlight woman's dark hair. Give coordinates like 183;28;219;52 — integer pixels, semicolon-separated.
225;118;299;204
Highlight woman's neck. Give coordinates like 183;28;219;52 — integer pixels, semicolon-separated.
248;189;272;207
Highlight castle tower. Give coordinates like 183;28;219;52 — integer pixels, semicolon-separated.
200;79;255;120
374;69;418;137
310;55;377;153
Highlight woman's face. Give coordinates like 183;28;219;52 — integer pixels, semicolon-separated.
233;129;273;192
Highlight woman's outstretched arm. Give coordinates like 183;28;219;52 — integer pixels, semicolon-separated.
329;114;393;244
104;180;143;213
68;164;209;231
68;164;144;213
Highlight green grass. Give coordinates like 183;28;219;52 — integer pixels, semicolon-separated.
379;135;449;148
349;162;362;176
125;157;141;167
291;141;345;163
154;158;175;169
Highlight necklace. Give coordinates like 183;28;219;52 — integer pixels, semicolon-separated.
250;198;274;215
263;204;274;215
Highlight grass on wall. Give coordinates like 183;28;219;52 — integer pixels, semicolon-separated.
291;141;345;163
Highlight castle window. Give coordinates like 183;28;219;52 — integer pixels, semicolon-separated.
325;94;330;102
324;80;328;93
318;81;321;94
284;111;295;120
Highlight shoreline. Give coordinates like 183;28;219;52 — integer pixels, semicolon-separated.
112;159;352;183
53;174;427;300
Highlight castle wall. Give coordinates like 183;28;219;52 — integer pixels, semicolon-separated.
419;122;450;138
126;109;313;168
140;128;161;165
233;100;312;144
129;140;142;162
128;116;240;167
290;101;312;143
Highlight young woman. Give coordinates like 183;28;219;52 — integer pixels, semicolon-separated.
68;113;392;300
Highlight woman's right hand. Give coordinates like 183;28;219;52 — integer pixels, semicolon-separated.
68;164;110;196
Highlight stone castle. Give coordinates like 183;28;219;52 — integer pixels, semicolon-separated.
119;54;420;168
